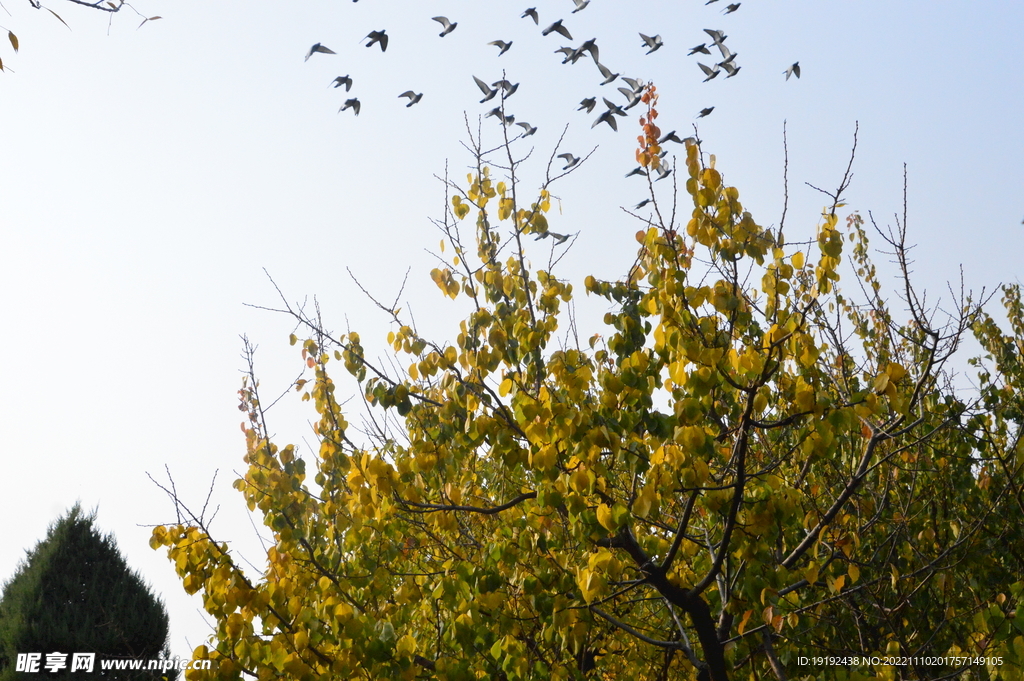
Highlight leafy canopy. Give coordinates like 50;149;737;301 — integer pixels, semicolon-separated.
153;88;1024;681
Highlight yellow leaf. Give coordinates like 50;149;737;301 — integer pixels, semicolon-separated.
499;377;512;396
596;504;615;532
8;32;18;53
792;251;805;269
848;564;860;584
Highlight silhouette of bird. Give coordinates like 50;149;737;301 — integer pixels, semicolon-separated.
618;87;642;109
603;97;627;117
717;43;737;65
578;97;597;113
625;166;648;178
489;40;513;56
485;107;507;123
542;20;573;40
473;76;499;102
522;7;539;24
698;62;720;82
516;121;538;136
493;79;519;98
573;38;600;64
331;75;353;91
398;91;423;106
640;33;663;54
305;43;336;61
365;30;388;52
659;130;686;144
592;110;618;131
721;62;741;78
621;76;644;93
689;43;711;55
723;3;740;13
698;106;714;117
596;62;619;85
784;62;801;80
535;231;570;244
432;17;457;37
704;29;728;46
635;199;652;209
706;0;719;3
571;0;590;12
655;165;672;181
558;153;580;170
339;98;361;115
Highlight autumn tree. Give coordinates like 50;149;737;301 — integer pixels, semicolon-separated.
0;504;176;680
151;88;1024;681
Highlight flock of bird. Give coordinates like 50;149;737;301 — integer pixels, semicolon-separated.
304;2;801;124
304;2;801;215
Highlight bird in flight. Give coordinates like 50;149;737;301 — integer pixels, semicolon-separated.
516;121;538;136
398;91;423;107
339;98;361;115
625;166;648;178
578;97;597;113
602;97;627;117
596;62;619;85
489;40;513;56
698;106;715;117
785;62;801;80
433;17;457;37
698;62;720;82
365;30;388;52
473;76;499;102
522;7;539;24
618;87;642;110
640;33;663;54
573;38;600;64
635;199;652;209
659;130;686;144
723;3;741;13
688;43;711;55
621;76;644;93
571;0;590;12
305;43;335;61
558;153;580;170
721;62;741;78
592;109;619;131
331;75;353;91
542;20;573;40
717;43;737;66
493;79;519;98
535;231;570;244
704;29;728;47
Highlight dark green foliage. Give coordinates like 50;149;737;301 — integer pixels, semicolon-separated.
0;505;175;680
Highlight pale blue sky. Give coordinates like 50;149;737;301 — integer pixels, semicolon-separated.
1;0;1022;656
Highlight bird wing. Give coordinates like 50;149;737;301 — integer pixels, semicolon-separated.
399;91;415;99
523;8;539;24
432;17;450;28
555;24;573;40
698;62;716;76
473;76;492;95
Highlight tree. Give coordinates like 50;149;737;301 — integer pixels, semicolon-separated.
151;88;1024;681
0;504;176;680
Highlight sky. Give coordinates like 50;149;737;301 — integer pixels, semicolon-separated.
1;0;1022;660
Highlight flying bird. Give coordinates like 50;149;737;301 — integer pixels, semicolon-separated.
305;43;336;61
704;29;728;46
493;79;519;97
625;167;648;178
485;107;507;123
723;3;741;13
473;76;499;102
717;43;737;64
706;0;719;3
596;62;619;85
635;199;652;209
556;46;577;63
655;165;672;181
621;76;644;93
535;231;570;244
365;30;388;52
542;20;573;40
721;62;741;78
331;75;353;91
785;62;801;80
592;110;618;131
398;91;423;107
522;7;539;24
516;121;538;136
603;97;627;117
571;0;590;12
698;62;720;82
489;40;513;56
574;38;600;64
339;98;361;115
698;106;715;118
578;97;597;113
688;43;711;55
557;153;580;170
618;87;642;109
432;16;457;37
640;33;663;54
659;130;685;144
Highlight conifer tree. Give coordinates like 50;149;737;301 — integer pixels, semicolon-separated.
0;505;175;680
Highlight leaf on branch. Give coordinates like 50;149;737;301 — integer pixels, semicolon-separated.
137;16;163;29
47;9;72;30
8;32;18;53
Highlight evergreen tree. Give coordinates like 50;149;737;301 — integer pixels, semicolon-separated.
0;504;175;680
